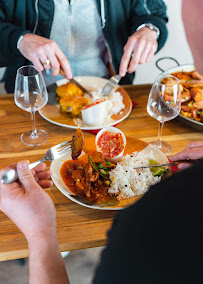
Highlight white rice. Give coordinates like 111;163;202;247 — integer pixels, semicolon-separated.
74;88;125;127
91;88;125;116
109;151;162;200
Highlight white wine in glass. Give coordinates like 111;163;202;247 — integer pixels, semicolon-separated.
14;65;48;146
147;75;181;154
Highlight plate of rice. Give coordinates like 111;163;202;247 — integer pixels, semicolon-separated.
51;137;171;210
39;76;132;130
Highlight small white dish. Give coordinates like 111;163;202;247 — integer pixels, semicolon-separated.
95;127;126;163
81;99;107;126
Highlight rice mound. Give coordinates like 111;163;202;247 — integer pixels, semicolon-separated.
109;151;162;200
91;89;125;115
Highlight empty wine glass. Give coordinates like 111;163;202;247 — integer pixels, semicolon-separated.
14;65;48;146
147;75;181;154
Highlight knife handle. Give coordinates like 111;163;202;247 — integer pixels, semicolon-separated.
59;68;66;78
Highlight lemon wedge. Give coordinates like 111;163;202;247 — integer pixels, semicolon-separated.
148;159;165;176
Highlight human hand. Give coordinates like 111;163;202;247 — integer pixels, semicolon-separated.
19;33;72;78
0;161;56;244
170;141;203;170
119;27;158;77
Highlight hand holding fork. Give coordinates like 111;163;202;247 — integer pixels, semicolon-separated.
1;140;72;184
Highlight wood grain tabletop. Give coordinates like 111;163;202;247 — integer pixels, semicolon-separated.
0;84;202;261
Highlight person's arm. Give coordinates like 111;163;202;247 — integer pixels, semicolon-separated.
182;0;203;73
28;234;69;284
119;0;168;77
0;2;30;66
0;161;69;284
0;3;72;78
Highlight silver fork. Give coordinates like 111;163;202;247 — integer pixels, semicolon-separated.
102;74;121;96
1;140;72;184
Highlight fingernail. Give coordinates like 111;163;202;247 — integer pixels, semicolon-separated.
120;70;126;77
18;161;28;170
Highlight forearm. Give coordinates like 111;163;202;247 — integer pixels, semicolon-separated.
129;0;168;51
0;22;31;66
28;236;69;284
182;0;203;73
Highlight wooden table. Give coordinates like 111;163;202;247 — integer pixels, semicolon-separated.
0;84;202;261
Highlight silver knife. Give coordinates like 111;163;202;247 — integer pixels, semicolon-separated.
59;68;90;94
133;162;178;170
69;78;90;94
134;160;197;170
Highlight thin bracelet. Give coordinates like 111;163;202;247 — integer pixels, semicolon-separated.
17;35;24;50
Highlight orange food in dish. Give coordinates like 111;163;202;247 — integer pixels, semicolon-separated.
71;128;84;160
60;152;116;204
169;70;203;122
56;82;84;98
56;82;90;116
60;96;90;116
96;131;125;158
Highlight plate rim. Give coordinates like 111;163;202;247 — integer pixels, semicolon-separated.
39;76;132;130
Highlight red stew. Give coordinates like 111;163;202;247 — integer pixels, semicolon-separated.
82;99;106;110
60;153;115;204
97;131;125;157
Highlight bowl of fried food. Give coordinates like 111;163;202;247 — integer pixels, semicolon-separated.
160;64;203;131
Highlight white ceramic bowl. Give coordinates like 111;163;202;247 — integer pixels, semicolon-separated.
95;127;126;163
81;99;107;126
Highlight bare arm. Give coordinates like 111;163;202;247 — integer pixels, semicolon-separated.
28;237;69;284
182;0;203;73
0;161;69;284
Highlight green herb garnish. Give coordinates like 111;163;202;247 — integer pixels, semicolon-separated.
88;155;107;179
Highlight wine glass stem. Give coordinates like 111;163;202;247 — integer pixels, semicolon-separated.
157;121;164;147
31;111;38;138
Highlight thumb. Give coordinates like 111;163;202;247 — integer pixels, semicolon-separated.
17;161;37;190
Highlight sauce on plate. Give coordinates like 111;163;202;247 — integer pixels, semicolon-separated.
60;153;116;204
82;99;106;110
96;131;125;158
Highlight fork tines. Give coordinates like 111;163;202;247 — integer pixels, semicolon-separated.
52;140;72;150
51;140;73;159
58;144;72;156
102;74;121;96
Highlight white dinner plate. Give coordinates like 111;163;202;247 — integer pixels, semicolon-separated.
50;139;170;210
39;76;132;130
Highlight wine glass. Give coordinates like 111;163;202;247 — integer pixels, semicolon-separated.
14;65;48;146
147;75;181;154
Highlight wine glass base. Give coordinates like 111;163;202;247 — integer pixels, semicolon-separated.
148;140;172;155
21;130;48;146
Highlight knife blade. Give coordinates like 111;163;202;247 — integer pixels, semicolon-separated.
69;78;90;94
133;162;176;170
59;68;90;94
134;160;197;170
